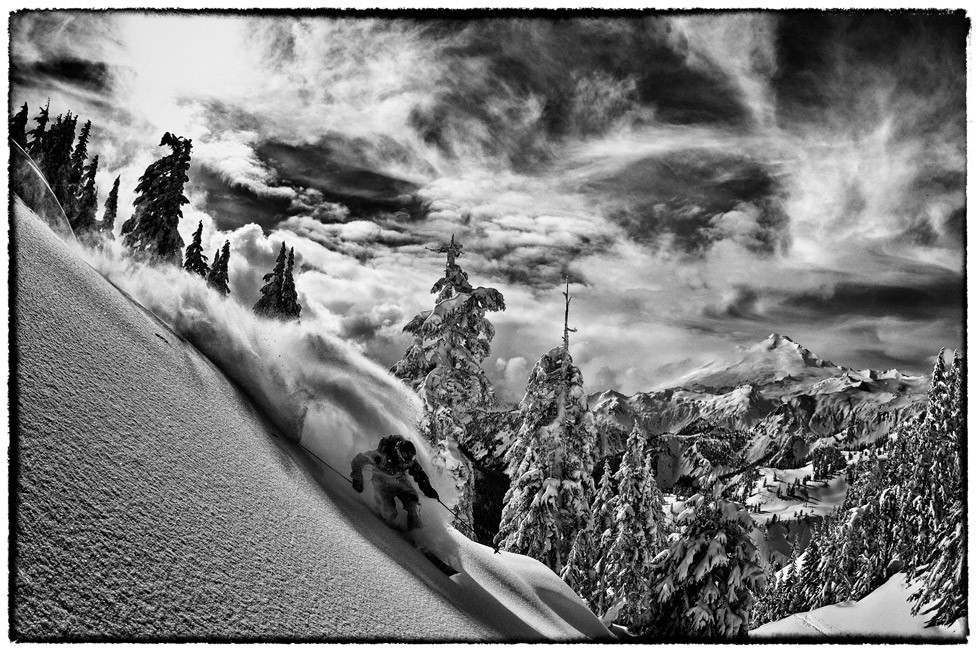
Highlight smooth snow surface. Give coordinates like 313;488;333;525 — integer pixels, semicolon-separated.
12;201;609;642
751;574;966;641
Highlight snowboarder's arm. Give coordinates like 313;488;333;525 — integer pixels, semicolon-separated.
350;450;379;492
409;461;439;500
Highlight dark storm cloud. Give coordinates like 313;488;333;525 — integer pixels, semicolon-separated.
279;215;427;262
13;57;113;93
780;276;964;322
475;252;589;289
772;12;967;128
590;151;788;255
9;13;124;104
255;139;422;216
410;17;751;171
771;13;966;252
189;165;292;231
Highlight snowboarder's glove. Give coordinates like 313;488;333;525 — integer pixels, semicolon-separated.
352;477;364;493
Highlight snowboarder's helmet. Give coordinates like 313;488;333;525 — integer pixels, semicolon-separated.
394;440;416;464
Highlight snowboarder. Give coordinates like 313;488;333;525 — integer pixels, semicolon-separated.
350;435;440;530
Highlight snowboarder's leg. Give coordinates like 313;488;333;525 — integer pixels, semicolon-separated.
373;479;399;525
398;489;422;530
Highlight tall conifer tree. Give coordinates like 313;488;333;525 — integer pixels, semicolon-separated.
589;459;619;614
560;518;599;604
496;281;596;573
651;476;765;639
26;99;50;157
908;350;965;626
68;120;91;190
391;235;505;529
603;426;668;633
71;154;99;234
280;247;302;319
206;241;231;295
99;175;121;239
10;103;29;149
182;221;209;277
39;112;78;209
253;242;287;316
121;132;192;263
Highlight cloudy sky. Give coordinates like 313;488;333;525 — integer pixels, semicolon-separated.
10;10;967;402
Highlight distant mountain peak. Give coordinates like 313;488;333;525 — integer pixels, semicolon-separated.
758;332;794;347
748;333;800;353
746;333;835;369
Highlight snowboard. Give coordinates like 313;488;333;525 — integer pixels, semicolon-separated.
382;520;459;577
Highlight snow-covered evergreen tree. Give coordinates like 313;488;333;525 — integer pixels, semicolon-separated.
495;282;596;573
121;132;192;264
811;445;846;480
790;350;967;628
604;426;668;633
794;520;828;610
206;241;231;295
587;459;619;614
70;154;99;234
38;111;78;210
254;242;286;316
280;248;302;319
182;221;209;277
560;512;598;601
813;520;846;607
650;475;764;640
99;176;120;239
391;235;505;529
26;99;50;158
10;103;29;149
911;492;965;627
750;557;778;628
67;119;91;195
253;243;301;320
908;350;965;626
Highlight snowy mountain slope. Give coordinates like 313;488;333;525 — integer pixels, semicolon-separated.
750;573;965;640
11;200;609;641
656;333;842;392
591;333;928;455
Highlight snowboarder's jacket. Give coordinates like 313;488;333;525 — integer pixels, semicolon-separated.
350;435;439;530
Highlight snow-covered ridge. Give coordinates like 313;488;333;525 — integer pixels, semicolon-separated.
592;333;926;430
751;574;965;640
661;332;843;392
12;200;609;641
589;332;928;473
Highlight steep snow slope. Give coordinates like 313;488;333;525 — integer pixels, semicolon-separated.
12;201;608;641
751;574;965;640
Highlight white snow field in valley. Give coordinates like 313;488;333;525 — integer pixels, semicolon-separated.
12;200;610;641
751;574;965;640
